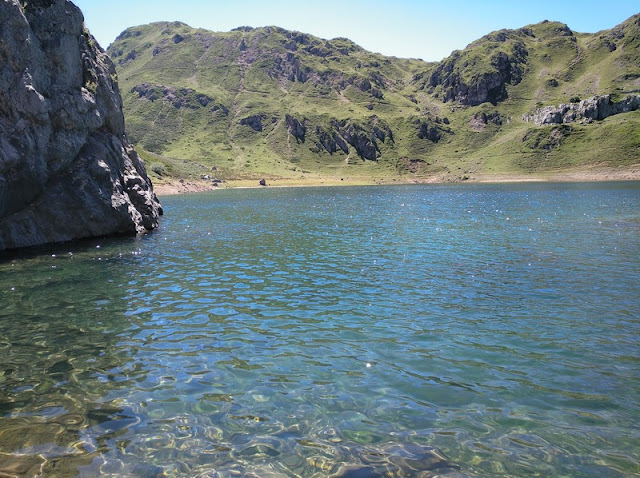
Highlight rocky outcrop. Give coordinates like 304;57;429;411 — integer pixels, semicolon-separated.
413;116;453;142
131;83;227;113
239;114;266;131
469;111;505;130
523;94;640;125
271;53;309;83
285;114;306;143
0;0;161;251
314;126;349;155
268;53;387;101
337;121;379;160
312;118;393;161
242;113;392;160
424;30;529;106
347;75;385;99
415;120;442;143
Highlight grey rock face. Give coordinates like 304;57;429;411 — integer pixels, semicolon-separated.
315;126;347;154
285;114;306;143
313;118;393;161
428;40;528;106
334;121;379;161
415;120;442;143
271;53;309;83
131;83;217;110
523;95;640;125
239;114;266;132
0;0;161;251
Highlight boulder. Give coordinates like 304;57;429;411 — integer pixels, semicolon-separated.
0;0;161;251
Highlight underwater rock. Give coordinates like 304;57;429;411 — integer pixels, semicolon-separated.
329;464;380;478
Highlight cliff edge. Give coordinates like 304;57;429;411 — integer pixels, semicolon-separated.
0;0;162;251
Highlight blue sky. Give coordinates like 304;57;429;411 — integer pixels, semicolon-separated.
73;0;638;61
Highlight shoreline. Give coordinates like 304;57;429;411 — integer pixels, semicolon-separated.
152;166;640;196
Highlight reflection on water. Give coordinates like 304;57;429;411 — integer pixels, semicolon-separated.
1;182;639;477
0;243;153;476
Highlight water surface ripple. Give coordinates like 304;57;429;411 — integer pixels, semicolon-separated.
1;183;639;477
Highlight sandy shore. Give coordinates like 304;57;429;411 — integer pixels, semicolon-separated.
152;166;640;196
473;166;640;184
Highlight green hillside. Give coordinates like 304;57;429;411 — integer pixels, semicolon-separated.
106;15;640;186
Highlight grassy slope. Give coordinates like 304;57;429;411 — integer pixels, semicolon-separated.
107;16;640;185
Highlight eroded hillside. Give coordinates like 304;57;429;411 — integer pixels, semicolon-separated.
107;15;640;185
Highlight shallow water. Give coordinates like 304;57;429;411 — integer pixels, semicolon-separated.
1;182;639;477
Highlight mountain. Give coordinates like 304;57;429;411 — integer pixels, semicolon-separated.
106;15;640;186
0;0;161;251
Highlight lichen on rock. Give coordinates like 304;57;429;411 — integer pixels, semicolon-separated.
0;0;162;251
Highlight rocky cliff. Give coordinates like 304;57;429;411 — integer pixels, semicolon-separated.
523;95;640;125
423;29;530;106
0;0;161;251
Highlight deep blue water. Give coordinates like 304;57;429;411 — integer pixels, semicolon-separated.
0;182;639;477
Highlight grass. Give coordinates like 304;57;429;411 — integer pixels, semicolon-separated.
108;15;640;185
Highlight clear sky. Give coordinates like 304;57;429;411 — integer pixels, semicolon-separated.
73;0;638;61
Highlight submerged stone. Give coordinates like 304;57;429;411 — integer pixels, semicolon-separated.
329;465;381;478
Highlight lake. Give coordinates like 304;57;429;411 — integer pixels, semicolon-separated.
1;182;639;477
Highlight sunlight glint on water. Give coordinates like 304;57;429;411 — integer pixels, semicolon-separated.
0;182;639;477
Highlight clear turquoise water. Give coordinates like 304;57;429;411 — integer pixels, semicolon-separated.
0;182;639;477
